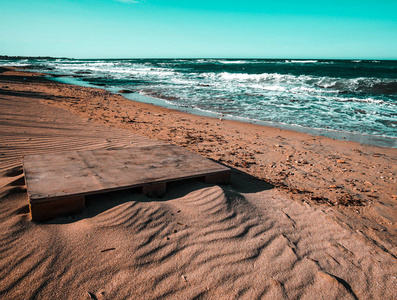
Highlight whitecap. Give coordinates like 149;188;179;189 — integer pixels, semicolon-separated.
217;60;249;64
286;60;318;63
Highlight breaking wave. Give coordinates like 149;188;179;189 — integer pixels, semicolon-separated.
1;58;396;140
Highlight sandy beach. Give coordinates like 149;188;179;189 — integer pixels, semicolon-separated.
0;66;396;299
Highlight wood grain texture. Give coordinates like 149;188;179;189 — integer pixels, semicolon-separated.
24;144;230;204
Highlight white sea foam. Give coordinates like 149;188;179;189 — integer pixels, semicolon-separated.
1;58;395;142
286;60;318;63
217;60;250;64
214;72;298;83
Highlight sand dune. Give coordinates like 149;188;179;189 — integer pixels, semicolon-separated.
1;67;396;299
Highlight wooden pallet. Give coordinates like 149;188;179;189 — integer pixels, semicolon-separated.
23;144;231;221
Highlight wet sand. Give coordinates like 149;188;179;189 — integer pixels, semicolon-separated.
0;67;396;299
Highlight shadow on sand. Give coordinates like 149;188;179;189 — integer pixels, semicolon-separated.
37;168;274;225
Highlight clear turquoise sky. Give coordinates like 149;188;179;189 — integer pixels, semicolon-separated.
1;0;396;59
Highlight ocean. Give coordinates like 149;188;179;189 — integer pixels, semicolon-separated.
1;58;396;147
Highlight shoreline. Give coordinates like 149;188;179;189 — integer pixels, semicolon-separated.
1;66;397;298
47;74;397;149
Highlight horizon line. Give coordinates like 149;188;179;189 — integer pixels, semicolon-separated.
1;55;397;61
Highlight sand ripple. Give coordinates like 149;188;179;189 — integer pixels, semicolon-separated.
1;69;396;299
3;179;395;299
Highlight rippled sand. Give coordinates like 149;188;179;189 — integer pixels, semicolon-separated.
1;67;396;299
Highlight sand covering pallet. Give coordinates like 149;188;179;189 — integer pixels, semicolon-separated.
23;144;231;221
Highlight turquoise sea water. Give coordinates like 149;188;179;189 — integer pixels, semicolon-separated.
1;58;396;147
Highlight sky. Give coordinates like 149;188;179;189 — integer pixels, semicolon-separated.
0;0;396;59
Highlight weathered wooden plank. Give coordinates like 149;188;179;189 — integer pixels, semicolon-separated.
24;144;230;213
